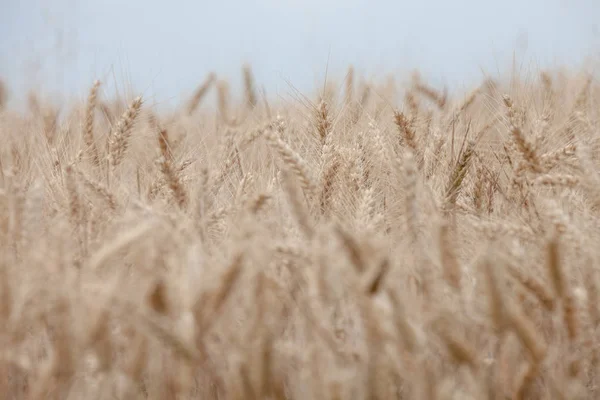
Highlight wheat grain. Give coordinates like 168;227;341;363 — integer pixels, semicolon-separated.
83;80;101;166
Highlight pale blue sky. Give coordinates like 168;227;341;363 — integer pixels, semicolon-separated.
1;0;599;108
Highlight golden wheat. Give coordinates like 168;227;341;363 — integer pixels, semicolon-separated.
0;64;599;399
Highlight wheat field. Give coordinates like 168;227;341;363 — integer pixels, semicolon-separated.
0;64;599;399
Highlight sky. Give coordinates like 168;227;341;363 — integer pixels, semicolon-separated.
1;0;599;109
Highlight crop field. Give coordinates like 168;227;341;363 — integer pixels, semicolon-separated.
0;65;599;399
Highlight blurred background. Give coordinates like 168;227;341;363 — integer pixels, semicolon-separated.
1;0;599;109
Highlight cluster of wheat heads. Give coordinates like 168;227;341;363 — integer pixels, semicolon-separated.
0;65;599;400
